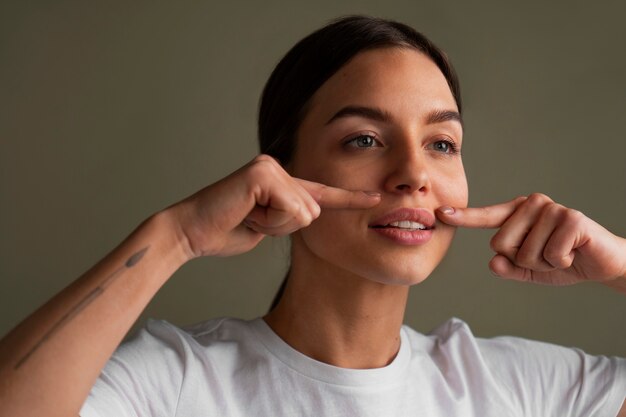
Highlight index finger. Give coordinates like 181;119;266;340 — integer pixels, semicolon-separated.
436;196;527;229
297;179;381;209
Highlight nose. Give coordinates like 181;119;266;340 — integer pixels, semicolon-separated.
383;146;430;195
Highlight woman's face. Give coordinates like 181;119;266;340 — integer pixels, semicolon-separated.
290;47;468;286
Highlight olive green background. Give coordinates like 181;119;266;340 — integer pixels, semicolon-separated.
1;1;625;356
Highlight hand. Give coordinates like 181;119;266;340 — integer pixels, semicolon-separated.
436;193;626;286
168;155;381;259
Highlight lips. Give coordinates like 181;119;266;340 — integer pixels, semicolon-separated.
380;220;429;230
369;208;435;245
369;208;436;230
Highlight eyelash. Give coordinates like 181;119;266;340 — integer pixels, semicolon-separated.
344;133;460;156
430;138;460;155
344;133;382;148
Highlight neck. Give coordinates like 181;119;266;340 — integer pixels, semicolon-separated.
264;239;409;369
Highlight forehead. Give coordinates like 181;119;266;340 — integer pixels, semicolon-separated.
306;47;457;123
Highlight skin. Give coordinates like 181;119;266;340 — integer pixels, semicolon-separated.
0;46;624;416
291;47;468;286
265;47;468;368
439;196;626;289
264;47;626;412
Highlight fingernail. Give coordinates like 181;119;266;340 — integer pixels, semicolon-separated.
364;191;381;197
439;206;455;215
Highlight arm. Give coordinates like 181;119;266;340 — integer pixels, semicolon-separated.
0;211;186;417
0;155;380;417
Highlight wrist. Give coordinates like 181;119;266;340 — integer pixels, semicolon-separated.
146;207;195;267
603;236;626;296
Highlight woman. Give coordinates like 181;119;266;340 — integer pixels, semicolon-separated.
0;15;624;417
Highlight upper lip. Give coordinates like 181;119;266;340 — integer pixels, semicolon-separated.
369;208;436;229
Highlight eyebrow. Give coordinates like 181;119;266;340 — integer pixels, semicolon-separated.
325;105;463;127
425;109;463;127
325;105;392;125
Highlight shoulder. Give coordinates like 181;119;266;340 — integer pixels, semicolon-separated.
122;316;257;356
403;316;595;358
93;317;263;398
402;316;624;373
103;316;261;376
401;316;488;356
402;317;626;416
83;318;264;416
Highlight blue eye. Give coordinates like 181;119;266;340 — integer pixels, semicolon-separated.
347;134;379;148
431;139;458;154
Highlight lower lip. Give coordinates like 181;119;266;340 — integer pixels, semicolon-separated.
370;227;433;245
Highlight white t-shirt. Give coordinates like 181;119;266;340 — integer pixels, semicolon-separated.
80;317;626;417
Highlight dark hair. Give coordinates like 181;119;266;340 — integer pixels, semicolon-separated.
259;15;462;310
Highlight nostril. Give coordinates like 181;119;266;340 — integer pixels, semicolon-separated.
394;184;427;192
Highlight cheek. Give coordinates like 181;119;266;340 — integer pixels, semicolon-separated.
434;167;468;208
297;158;378;191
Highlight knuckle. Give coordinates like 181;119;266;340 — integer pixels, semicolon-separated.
526;192;552;206
543;248;570;268
541;202;565;219
311;203;321;219
545;202;563;213
250;155;280;175
489;233;506;253
514;246;534;268
247;161;268;179
294;202;314;226
253;154;275;164
291;201;304;216
300;209;313;226
513;196;528;205
563;208;584;225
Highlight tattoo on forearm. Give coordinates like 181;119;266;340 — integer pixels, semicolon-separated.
14;246;150;370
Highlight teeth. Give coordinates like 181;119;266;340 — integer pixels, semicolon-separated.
388;220;427;230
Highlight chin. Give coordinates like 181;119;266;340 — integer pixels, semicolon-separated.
353;259;440;287
352;233;455;287
294;218;456;288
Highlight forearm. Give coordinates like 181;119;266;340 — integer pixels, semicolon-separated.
0;209;188;417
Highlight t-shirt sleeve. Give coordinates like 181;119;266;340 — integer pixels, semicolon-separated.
478;335;626;417
79;320;188;417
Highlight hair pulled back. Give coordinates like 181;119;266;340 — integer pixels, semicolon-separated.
258;15;462;310
258;15;462;166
